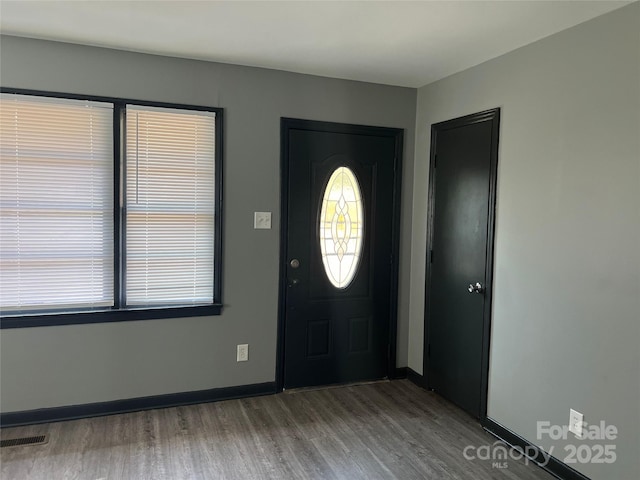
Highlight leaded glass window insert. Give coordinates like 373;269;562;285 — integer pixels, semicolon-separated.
319;166;364;289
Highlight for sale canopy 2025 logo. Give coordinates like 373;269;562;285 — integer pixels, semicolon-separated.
462;420;617;470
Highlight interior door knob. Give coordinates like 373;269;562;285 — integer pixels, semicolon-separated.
290;259;300;269
468;282;484;294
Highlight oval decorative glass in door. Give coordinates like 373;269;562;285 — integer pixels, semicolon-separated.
319;166;364;289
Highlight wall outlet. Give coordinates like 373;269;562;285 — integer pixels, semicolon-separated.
254;212;272;229
237;344;249;362
569;408;584;437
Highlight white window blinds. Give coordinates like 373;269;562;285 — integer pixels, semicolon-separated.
125;105;215;306
0;94;114;312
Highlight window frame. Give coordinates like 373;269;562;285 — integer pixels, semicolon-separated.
0;88;224;329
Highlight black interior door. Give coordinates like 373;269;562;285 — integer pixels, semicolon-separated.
281;119;402;390
425;109;500;418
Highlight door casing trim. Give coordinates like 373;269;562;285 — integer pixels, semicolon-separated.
423;108;501;421
276;118;404;392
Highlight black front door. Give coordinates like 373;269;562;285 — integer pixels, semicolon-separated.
280;119;402;389
425;109;500;418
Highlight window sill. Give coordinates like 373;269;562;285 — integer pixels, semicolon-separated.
0;304;223;329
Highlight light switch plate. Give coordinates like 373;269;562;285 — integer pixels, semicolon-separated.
254;212;272;229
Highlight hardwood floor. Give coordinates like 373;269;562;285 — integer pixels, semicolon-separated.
1;380;552;479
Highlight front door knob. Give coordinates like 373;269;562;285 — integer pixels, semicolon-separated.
290;259;300;269
468;282;484;294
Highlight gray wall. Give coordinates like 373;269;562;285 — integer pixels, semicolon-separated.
409;4;639;479
0;36;416;411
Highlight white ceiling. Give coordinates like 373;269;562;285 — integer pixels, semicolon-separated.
0;1;631;88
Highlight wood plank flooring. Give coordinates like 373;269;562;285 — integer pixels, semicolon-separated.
1;380;553;479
